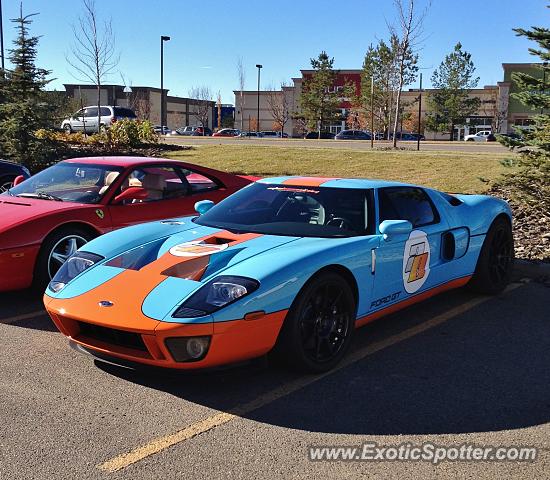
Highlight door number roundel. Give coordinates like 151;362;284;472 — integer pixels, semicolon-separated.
402;230;430;293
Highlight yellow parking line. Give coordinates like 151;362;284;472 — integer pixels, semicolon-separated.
98;284;521;473
0;310;47;325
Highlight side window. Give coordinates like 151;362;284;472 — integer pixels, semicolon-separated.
85;107;98;118
180;168;219;194
115;166;190;203
378;187;439;228
100;107;111;116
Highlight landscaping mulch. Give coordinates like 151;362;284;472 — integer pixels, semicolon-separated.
489;183;550;263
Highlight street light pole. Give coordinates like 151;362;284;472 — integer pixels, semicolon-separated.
370;74;374;149
0;0;5;71
417;73;423;151
160;35;170;130
256;64;262;133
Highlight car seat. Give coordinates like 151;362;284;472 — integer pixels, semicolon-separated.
142;173;166;201
99;171;120;195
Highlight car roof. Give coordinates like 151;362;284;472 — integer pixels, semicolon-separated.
62;156;180;168
258;176;415;189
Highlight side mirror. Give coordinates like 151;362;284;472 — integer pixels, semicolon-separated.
195;200;214;215
379;220;412;241
113;186;148;204
13;175;25;186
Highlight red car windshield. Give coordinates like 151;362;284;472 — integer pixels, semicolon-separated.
8;163;124;204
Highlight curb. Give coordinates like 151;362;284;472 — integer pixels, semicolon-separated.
513;259;550;279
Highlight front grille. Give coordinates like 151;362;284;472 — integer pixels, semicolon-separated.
76;321;147;352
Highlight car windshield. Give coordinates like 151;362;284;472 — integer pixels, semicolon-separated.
7;162;124;204
194;182;371;238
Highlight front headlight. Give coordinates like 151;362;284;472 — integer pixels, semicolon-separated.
48;251;104;293
173;275;259;318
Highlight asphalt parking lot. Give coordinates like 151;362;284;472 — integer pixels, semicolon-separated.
1;274;548;479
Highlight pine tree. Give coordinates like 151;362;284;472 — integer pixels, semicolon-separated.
299;52;342;138
498;23;550;213
0;6;52;168
426;43;480;140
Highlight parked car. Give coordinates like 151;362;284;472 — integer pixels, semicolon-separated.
213;128;241;137
464;130;493;142
44;176;513;373
239;131;264;137
394;133;425;141
335;130;371;140
0;157;254;292
259;131;288;138
154;125;171;135
497;132;524;141
173;126;213;136
0;159;30;193
261;131;279;138
61;106;136;133
305;131;335;139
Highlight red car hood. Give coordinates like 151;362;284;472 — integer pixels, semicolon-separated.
0;196;93;234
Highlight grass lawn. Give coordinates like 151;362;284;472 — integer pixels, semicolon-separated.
166;145;517;193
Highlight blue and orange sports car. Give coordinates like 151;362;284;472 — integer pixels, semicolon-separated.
44;177;514;372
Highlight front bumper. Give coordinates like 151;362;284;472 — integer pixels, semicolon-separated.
45;299;287;370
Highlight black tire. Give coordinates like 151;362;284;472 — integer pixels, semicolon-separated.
467;138;474;142
0;175;15;193
33;226;95;290
274;272;356;373
468;217;514;294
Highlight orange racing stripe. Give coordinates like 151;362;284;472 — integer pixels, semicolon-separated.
282;177;338;187
356;275;473;328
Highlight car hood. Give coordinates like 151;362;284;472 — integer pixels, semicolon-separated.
47;226;301;323
0;195;92;234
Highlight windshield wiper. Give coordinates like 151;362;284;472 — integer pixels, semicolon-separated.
17;191;64;202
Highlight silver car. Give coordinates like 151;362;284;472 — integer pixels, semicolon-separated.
61;106;137;133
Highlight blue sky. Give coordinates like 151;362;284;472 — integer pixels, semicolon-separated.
1;0;546;103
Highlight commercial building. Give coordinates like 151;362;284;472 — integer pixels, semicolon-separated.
63;84;215;130
234;63;541;139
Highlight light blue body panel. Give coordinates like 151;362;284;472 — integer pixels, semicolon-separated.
46;176;512;329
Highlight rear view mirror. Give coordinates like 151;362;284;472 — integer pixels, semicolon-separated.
379;220;412;241
113;186;148;204
195;200;214;215
13;175;25;186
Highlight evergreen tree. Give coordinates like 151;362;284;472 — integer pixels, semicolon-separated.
0;7;52;168
426;43;480;140
498;22;550;212
299;52;342;138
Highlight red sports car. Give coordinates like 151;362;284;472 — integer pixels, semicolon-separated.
0;156;253;291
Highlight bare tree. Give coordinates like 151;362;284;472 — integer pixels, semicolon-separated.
482;87;508;133
67;0;119;131
390;0;427;147
236;57;246;131
189;86;212;133
266;83;290;137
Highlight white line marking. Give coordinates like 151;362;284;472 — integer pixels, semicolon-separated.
98;284;521;473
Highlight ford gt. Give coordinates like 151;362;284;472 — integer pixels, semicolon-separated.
43;176;514;372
